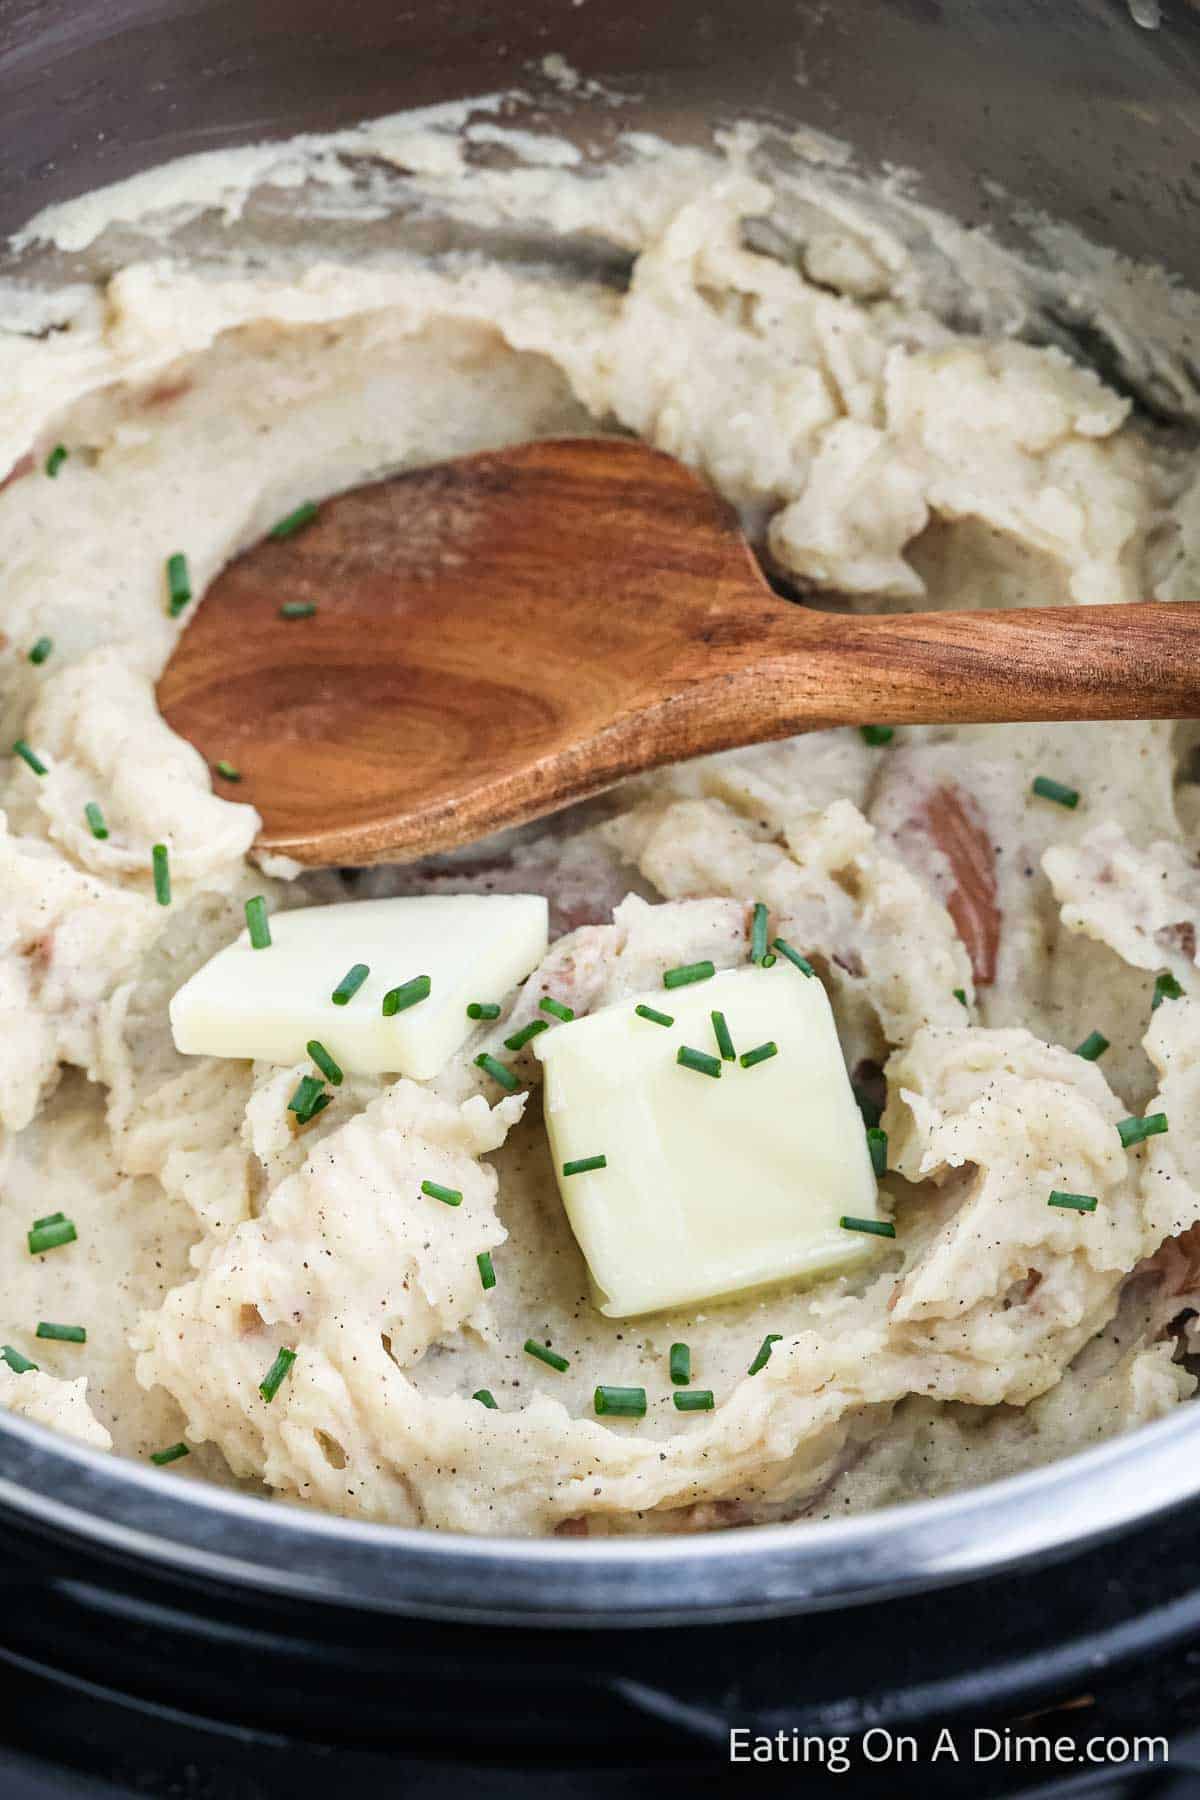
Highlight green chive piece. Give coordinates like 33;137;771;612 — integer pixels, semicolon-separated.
214;759;241;782
563;1155;607;1177
1;1345;38;1374
166;552;192;618
1048;1190;1098;1213
673;1389;715;1412
245;895;271;949
474;1052;519;1092
525;1339;569;1372
152;842;171;906
539;996;575;1022
269;501;319;540
739;1041;778;1070
953;987;969;1007
27;1217;76;1255
287;1075;325;1119
307;1040;343;1086
36;1322;86;1344
44;445;68;478
421;1179;462;1206
279;601;317;620
477;1251;496;1291
12;739;47;776
382;974;431;1016
748;1334;782;1377
594;1385;647;1418
669;1343;691;1386
473;1388;498;1408
28;637;52;665
258;1346;296;1403
1118;1112;1169;1148
332;963;369;1006
867;1127;888;1177
467;1002;502;1020
1153;971;1185;1010
860;724;894;746
750;902;770;965
635;1004;674;1027
1075;1030;1110;1061
677;1044;722;1079
841;1215;897;1238
772;938;815;977
853;1082;883;1128
711;1010;736;1062
663;960;715;990
504;1018;550;1052
84;801;108;840
1031;775;1079;810
150;1442;190;1466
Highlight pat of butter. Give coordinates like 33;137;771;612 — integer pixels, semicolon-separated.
534;963;880;1318
170;894;548;1080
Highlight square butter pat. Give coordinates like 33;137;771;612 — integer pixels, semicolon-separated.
170;894;548;1080
534;963;880;1317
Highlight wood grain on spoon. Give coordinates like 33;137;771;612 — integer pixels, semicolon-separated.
157;437;1200;866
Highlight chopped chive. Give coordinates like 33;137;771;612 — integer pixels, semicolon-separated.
269;501;319;540
739;1040;778;1070
711;1010;736;1062
748;1333;782;1377
1031;774;1079;810
772;938;815;977
477;1251;496;1291
635;1003;674;1027
307;1040;343;1086
1075;1029;1110;1061
474;1052;519;1092
1;1345;38;1374
504;1018;550;1052
12;739;47;776
244;895;271;949
840;1215;897;1238
44;444;68;478
279;601;317;620
84;801;108;840
953;987;968;1007
1048;1190;1098;1213
166;552;192;618
150;1442;190;1466
382;974;431;1016
27;1216;76;1255
539;996;575;1022
525;1339;569;1372
669;1342;691;1386
663;960;715;990
867;1127;888;1177
332;963;369;1006
287;1075;325;1119
36;1322;86;1343
28;637;52;665
677;1044;722;1079
1118;1112;1169;1148
860;724;894;746
258;1346;296;1403
853;1082;883;1129
152;842;171;906
563;1155;607;1177
594;1385;647;1418
473;1388;498;1408
750;902;770;965
467;1001;502;1020
214;759;241;782
673;1389;715;1412
1153;971;1185;1010
421;1179;463;1206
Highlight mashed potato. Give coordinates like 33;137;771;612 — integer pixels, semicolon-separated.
3;114;1200;1535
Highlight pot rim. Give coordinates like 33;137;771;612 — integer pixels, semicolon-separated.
1;1389;1197;1627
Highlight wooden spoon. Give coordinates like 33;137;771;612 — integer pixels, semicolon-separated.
158;437;1200;866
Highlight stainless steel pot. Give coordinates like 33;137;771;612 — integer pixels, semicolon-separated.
2;0;1200;1630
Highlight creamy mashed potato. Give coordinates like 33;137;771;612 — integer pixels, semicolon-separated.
3;112;1200;1535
